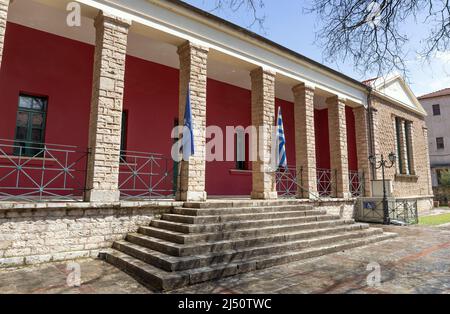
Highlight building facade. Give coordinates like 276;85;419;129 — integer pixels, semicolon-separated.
419;88;450;201
0;0;432;267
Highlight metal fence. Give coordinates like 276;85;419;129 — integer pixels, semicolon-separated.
0;139;88;202
317;168;335;197
357;198;419;225
349;170;365;197
275;166;300;198
119;150;176;200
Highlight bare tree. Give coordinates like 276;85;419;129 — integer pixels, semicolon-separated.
208;0;450;77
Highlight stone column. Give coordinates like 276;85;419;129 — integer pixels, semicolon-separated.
250;67;277;200
85;12;131;203
0;0;10;70
370;107;382;180
176;41;209;202
292;83;317;199
327;96;350;198
398;119;409;174
422;127;433;195
353;106;372;196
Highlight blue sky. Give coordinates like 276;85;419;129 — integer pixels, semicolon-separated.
183;0;450;96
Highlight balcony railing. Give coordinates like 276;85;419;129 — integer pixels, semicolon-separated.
0;139;88;202
119;150;176;200
349;170;365;197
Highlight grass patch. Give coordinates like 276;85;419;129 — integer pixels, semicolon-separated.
419;213;450;226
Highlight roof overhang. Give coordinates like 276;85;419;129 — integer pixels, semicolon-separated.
72;0;369;107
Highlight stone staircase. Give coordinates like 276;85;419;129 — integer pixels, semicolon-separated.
100;200;396;291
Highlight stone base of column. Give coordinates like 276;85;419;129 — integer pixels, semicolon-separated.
84;189;120;203
297;191;316;200
176;191;208;202
251;191;278;200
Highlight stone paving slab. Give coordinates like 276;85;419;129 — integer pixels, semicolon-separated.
0;224;449;294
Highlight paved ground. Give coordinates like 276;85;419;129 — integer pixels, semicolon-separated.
1;224;450;294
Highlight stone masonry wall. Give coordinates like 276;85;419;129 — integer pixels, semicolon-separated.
177;42;209;202
250;67;277;200
0;0;9;70
293;83;317;198
371;96;433;200
85;12;131;202
0;206;166;267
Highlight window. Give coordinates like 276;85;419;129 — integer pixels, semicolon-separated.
395;117;403;173
236;129;247;170
394;117;415;175
14;94;47;156
433;104;441;116
120;110;128;153
437;137;445;150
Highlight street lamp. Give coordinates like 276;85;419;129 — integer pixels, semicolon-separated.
369;153;396;225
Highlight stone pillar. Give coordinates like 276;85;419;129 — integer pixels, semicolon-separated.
327;96;350;198
85;12;131;203
176;41;209;202
292;83;317;199
353;106;372;196
250;67;277;200
398;119;409;174
0;0;10;70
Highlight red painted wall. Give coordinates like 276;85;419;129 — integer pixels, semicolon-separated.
315;109;330;169
346;106;358;171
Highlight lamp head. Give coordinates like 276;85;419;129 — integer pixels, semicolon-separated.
388;152;396;163
369;155;376;165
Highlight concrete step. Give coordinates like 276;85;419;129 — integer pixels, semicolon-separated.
127;223;370;257
113;228;384;271
140;219;356;244
102;232;397;291
183;200;307;209
162;209;327;224
173;204;314;216
150;214;341;234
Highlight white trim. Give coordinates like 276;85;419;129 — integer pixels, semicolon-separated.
75;0;368;106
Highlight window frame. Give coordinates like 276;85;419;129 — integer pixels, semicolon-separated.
436;137;445;150
432;104;441;116
13;94;48;157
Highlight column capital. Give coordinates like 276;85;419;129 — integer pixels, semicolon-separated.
326;95;347;105
292;82;315;94
94;10;132;29
250;67;276;79
177;41;209;56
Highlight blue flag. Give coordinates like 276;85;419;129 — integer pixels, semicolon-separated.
182;86;195;161
277;106;287;169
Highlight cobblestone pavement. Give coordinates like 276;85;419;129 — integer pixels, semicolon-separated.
0;225;449;294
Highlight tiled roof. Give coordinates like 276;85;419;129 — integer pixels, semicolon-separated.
418;88;450;100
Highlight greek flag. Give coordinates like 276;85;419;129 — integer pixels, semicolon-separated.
276;106;287;169
182;86;195;161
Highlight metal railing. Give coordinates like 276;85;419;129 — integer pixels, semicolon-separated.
275;166;300;198
349;170;365;197
317;168;335;197
388;198;419;225
119;150;176;200
0;139;88;202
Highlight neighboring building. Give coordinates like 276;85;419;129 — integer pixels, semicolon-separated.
419;88;450;190
0;0;433;288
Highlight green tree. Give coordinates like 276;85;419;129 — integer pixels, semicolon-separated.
439;170;450;187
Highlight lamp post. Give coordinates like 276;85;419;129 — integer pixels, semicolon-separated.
369;153;396;225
